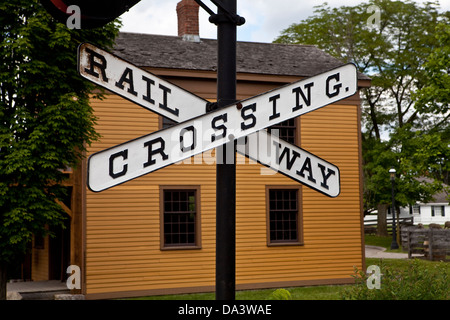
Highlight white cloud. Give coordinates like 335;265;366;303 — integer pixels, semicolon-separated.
238;0;315;42
120;0;450;43
120;0;179;36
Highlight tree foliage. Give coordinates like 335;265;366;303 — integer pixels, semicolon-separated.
414;21;450;119
275;0;450;213
0;0;120;286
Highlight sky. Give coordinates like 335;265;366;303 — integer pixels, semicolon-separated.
120;0;450;43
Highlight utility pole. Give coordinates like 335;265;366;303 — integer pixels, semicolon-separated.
211;0;238;301
197;0;245;300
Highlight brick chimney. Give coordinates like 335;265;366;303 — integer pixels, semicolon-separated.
177;0;200;42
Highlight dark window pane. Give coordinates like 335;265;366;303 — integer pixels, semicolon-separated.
269;189;298;243
163;190;196;247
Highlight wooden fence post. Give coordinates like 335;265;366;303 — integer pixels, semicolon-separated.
407;230;412;259
428;229;433;261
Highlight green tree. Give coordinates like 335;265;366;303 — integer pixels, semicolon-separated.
413;21;450;185
0;0;120;299
414;22;450;122
275;0;449;230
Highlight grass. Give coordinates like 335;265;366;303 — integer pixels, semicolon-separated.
364;234;405;253
130;258;450;300
131;285;350;300
128;235;449;300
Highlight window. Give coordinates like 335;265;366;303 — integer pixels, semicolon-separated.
267;187;302;245
431;206;445;217
268;119;297;144
161;187;200;249
411;205;420;215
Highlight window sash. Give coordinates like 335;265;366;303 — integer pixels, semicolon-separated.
412;205;420;215
431;206;445;217
162;189;198;248
267;188;301;245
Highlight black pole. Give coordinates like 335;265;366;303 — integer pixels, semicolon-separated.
390;177;399;250
214;0;237;300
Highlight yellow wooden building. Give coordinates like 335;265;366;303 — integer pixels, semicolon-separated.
30;1;370;299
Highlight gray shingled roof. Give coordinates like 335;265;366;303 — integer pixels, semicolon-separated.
433;188;449;204
113;32;370;80
417;177;450;204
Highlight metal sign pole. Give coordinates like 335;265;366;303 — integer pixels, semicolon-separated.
214;0;237;301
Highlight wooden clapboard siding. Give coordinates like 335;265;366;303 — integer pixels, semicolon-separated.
86;93;216;295
31;236;49;281
299;103;363;279
84;77;363;297
233;102;362;287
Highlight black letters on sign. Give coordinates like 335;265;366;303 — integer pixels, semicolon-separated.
159;84;179;117
115;67;138;96
84;48;108;82
180;126;197;152
269;94;281;121
211;113;228;142
297;157;316;183
274;143;300;171
318;163;336;190
326;73;342;98
142;75;155;104
241;103;257;130
143;137;169;167
292;82;314;112
109;150;128;179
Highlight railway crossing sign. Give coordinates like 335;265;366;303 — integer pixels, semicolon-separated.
80;44;356;195
79;43;344;196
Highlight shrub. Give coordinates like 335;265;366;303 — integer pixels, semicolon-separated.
342;259;450;300
269;288;292;300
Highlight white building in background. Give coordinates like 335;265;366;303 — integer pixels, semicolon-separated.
400;182;449;225
365;181;450;226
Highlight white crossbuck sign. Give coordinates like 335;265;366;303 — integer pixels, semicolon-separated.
79;43;358;197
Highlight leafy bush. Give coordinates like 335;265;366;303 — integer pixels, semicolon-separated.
342;259;450;300
269;288;292;300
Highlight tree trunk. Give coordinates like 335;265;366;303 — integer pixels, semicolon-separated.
377;203;388;237
0;262;7;300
